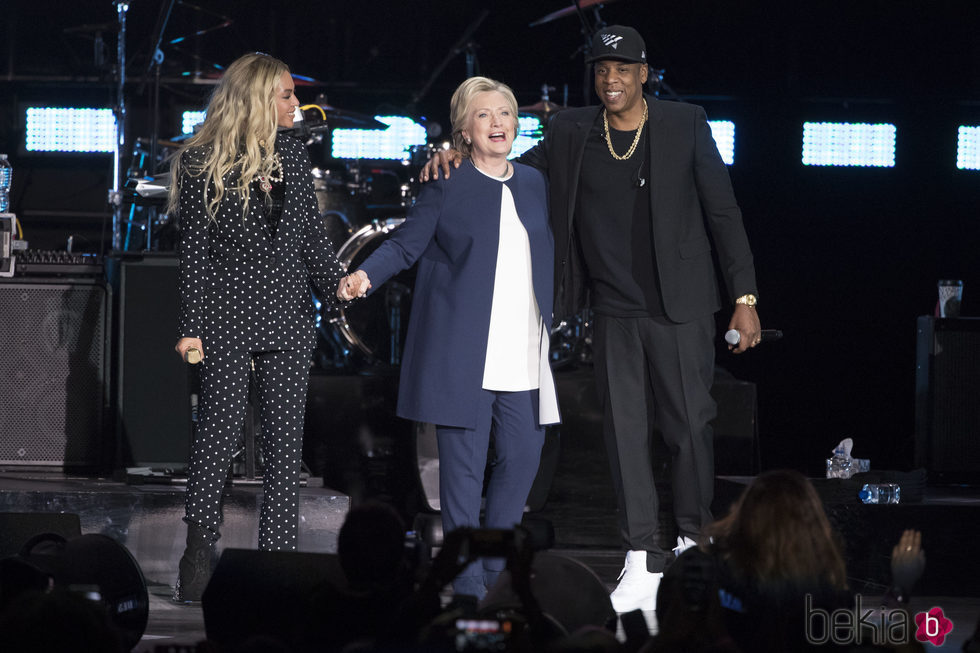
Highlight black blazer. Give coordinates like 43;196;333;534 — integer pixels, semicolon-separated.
176;134;345;352
519;95;757;324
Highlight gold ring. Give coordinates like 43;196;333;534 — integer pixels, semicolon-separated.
906;546;912;551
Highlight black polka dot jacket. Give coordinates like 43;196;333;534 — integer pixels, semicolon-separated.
175;133;346;352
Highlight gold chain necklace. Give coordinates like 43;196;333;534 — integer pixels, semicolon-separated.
603;99;648;161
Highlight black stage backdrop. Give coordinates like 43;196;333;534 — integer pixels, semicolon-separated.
1;0;978;475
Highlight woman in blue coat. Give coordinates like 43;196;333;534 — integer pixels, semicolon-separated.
338;76;559;599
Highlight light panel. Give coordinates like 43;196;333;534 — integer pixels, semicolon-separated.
956;126;980;171
708;120;735;165
182;110;207;135
510;114;544;159
331;116;427;160
25;107;116;153
802;121;896;168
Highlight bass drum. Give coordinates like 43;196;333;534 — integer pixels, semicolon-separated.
332;217;415;365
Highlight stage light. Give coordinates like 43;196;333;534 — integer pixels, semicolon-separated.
331;116;427;160
956;126;980;171
802;122;896;167
24;108;116;153
510;115;544;159
182;110;207;135
708;120;735;165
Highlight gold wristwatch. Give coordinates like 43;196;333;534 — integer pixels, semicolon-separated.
735;294;758;307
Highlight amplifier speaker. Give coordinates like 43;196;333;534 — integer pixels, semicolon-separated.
0;512;82;559
710;371;760;476
0;280;108;468
114;256;193;470
915;316;980;483
203;548;342;651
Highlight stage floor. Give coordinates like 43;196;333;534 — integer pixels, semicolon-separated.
3;466;978;651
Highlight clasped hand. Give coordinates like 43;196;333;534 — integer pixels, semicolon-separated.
337;269;371;300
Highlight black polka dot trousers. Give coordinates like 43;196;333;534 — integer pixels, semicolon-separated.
184;348;312;551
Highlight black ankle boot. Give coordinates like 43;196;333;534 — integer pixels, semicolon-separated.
173;523;217;603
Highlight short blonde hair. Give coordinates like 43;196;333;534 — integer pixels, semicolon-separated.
449;76;520;158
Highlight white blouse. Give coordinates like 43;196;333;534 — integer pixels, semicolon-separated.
482;181;540;390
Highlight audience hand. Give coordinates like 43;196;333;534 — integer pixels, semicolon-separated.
890;529;926;594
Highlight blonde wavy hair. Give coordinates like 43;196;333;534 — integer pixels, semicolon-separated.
167;52;290;221
450;76;519;159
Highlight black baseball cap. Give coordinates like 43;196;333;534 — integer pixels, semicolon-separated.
585;25;647;64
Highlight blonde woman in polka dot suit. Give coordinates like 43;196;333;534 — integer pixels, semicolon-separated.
167;52;346;603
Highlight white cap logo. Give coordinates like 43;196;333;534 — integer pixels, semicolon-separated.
600;34;624;50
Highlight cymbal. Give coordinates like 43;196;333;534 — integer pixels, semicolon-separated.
302;105;388;130
529;0;619;27
519;100;567;117
63;22;118;35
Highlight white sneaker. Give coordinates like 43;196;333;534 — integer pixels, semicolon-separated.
609;550;662;613
673;535;697;557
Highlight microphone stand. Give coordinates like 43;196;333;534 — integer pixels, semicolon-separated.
137;0;177;251
571;0;606;105
109;0;129;252
141;0;176;177
409;9;489;110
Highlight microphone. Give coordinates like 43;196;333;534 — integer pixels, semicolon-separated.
634;156;646;188
725;329;783;346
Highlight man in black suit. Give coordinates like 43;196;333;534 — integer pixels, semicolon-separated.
426;24;761;613
521;25;761;613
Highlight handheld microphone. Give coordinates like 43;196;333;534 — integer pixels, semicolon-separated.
725;329;783;346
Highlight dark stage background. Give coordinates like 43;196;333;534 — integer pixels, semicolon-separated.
2;0;978;476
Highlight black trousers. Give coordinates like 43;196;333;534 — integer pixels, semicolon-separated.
184;348;312;551
593;314;717;573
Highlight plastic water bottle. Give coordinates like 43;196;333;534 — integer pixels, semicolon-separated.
826;446;853;479
859;483;900;504
0;154;11;213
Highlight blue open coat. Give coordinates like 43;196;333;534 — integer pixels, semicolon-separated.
358;159;558;430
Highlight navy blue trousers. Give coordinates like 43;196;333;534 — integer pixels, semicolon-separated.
436;388;545;596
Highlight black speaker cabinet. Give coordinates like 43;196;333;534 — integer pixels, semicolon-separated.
203;548;342;651
711;371;760;475
915;316;980;483
114;255;193;470
0;512;82;559
0;279;108;468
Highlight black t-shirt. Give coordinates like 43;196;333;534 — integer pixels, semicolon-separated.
575;116;663;317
